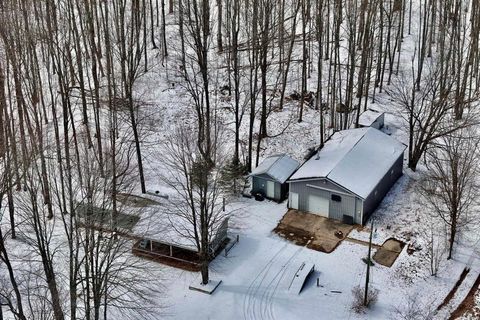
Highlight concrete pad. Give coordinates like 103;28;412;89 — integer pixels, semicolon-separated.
189;279;222;295
382;238;404;253
373;239;405;267
274;210;354;253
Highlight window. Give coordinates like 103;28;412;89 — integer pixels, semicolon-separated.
331;194;342;202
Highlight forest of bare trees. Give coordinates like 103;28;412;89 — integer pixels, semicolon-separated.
0;0;479;318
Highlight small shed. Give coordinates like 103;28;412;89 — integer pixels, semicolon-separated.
250;154;299;202
358;109;385;130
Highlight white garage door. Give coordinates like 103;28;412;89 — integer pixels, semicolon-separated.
307;195;329;217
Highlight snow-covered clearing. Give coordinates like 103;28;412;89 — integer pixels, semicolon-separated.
154;183;479;319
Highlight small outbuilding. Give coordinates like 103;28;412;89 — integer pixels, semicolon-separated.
250;154;299;202
288;128;406;225
358;109;385;130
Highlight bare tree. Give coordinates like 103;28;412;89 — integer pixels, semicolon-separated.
178;0;216;165
160;125;228;285
391;291;435;320
0;158;27;320
419;128;480;259
17;170;65;320
389;60;477;171
420;223;447;276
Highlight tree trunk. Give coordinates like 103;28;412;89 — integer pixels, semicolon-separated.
0;227;26;320
128;95;147;193
216;0;223;52
448;218;457;260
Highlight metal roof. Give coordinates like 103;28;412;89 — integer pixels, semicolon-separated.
250;154;300;184
358;109;384;127
289;128;406;199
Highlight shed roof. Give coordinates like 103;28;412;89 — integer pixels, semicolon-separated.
289;128;406;199
358;109;384;127
250;154;300;184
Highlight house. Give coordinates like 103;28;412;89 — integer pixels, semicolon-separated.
287;128;406;225
250;154;300;202
358;109;385;130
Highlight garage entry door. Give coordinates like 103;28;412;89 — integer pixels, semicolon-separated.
266;180;275;198
307;195;329;217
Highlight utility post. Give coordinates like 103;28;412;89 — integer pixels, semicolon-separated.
364;219;374;306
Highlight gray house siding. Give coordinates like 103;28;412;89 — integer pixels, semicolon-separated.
275;181;282;200
370;113;385;130
329;193;356;222
289;180;361;224
362;154;404;223
376;113;385;129
359;112;385;130
251;176;283;202
280;183;288;200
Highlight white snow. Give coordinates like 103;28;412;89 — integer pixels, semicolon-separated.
289;127;406;199
157;191;478;320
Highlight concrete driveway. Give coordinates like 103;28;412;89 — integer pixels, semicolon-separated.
274;210;354;253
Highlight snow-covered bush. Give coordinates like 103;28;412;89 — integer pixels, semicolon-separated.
391;291;435;320
351;285;379;313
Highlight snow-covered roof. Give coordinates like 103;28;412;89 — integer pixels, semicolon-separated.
250;154;300;184
289;128;406;199
131;196;228;252
358;109;384;127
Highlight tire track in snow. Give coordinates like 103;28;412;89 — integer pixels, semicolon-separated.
264;246;304;320
246;244;289;320
243;243;288;320
243;243;304;320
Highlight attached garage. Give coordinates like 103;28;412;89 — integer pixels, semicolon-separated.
250;154;299;202
288;128;406;225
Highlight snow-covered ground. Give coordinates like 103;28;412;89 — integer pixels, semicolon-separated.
151;185;480;319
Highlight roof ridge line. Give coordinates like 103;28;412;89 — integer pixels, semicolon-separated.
251;154;286;177
325;128;369;178
264;154;285;172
